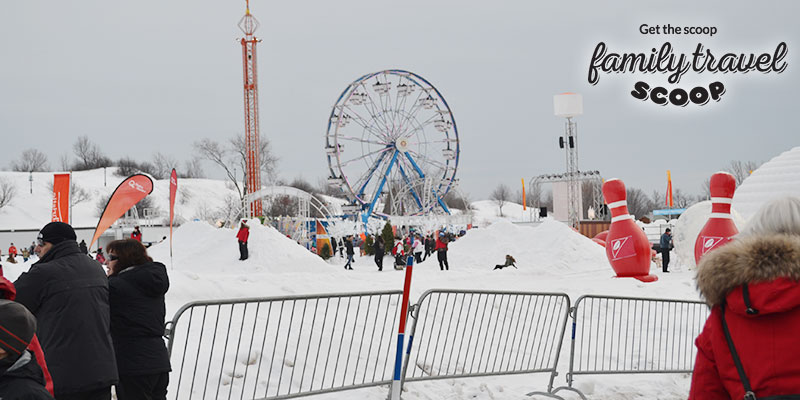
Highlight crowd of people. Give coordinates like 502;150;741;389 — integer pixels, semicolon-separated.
322;230;458;271
0;222;171;399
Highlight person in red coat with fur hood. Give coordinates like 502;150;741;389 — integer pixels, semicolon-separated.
689;196;800;399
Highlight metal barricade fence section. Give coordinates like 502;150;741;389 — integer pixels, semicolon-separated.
167;291;403;400
403;290;571;383
569;296;710;378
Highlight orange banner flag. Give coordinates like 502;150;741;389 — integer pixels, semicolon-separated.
666;170;673;208
521;178;526;211
52;174;71;222
169;169;178;258
90;174;154;248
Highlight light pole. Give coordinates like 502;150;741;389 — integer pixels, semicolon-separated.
554;93;583;228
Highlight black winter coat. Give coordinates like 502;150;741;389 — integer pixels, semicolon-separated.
14;240;118;395
345;240;354;255
108;261;171;376
373;240;385;256
0;351;54;399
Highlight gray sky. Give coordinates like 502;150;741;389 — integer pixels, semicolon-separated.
2;0;798;200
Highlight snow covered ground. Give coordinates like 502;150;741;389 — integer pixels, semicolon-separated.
0;168;714;399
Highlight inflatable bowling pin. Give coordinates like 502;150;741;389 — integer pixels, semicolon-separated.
602;179;658;282
694;172;738;263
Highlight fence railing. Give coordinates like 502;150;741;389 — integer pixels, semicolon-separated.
166;291;709;400
401;290;571;396
166;290;403;400
548;295;709;399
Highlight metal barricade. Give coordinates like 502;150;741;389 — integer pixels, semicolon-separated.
401;290;571;397
550;295;710;399
165;290;403;400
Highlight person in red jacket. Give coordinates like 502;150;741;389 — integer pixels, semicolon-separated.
435;232;449;271
689;196;800;399
130;226;142;242
7;244;17;264
236;221;250;261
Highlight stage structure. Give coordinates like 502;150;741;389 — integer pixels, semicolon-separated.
326;70;460;228
554;93;583;228
529;171;606;222
239;0;263;217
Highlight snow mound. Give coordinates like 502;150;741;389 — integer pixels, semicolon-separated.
147;220;332;274
733;146;800;221
432;219;607;274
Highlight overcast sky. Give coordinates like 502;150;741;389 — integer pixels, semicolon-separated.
1;0;797;201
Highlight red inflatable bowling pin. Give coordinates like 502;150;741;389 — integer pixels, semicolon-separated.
602;179;658;282
694;172;738;264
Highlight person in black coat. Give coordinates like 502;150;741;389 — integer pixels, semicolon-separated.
78;240;88;255
373;236;385;271
344;235;354;270
330;236;337;257
14;222;117;400
105;239;171;400
0;300;54;399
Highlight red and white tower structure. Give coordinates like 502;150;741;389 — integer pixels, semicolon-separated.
239;0;263;217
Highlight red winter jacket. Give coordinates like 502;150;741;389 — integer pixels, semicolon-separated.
0;276;54;396
130;230;142;242
435;237;448;251
236;226;250;242
689;234;800;399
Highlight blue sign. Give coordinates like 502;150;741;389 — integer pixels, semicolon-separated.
653;208;686;215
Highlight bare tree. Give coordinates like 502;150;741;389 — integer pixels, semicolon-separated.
491;184;511;216
151;152;179;179
230;133;279;184
11;149;50;172
443;189;471;211
0;178;16;209
194;133;278;203
72;136;112;170
181;157;205;179
626;187;652;219
59;154;72;171
194;138;243;199
725;160;760;186
48;181;92;206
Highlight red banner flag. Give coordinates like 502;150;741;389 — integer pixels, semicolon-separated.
51;174;70;222
90;174;154;248
169;169;177;258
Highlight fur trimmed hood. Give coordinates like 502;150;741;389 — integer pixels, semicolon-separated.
696;234;800;308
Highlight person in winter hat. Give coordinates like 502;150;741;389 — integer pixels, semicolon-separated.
0;299;54;399
14;221;118;399
689;196;800;398
105;239;170;400
95;247;106;265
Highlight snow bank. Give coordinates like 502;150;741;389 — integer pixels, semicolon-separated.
436;219;607;275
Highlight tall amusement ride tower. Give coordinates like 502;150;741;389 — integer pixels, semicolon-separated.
239;0;263;217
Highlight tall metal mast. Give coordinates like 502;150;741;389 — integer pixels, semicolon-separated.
239;0;263;217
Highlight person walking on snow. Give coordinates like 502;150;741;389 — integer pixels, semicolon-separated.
343;236;354;270
660;228;673;273
373;236;385;271
412;234;424;263
435;232;449;271
236;221;250;261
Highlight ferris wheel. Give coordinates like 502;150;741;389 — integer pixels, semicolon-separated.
326;70;460;224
